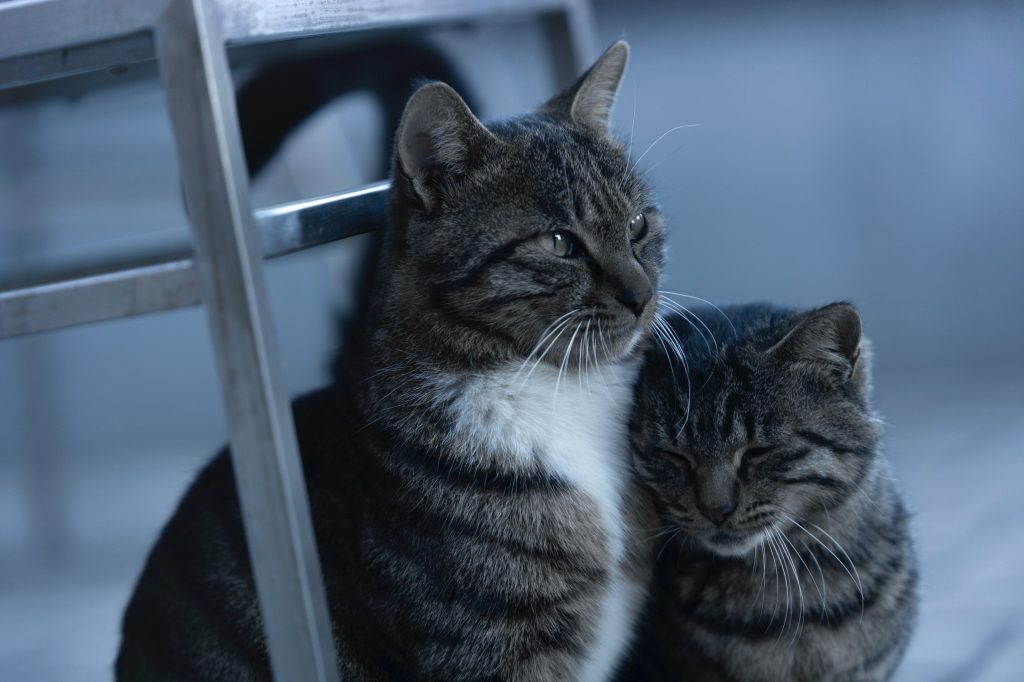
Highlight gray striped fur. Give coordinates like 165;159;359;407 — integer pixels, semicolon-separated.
622;303;918;681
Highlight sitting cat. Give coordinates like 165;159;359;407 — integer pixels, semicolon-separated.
623;303;917;681
117;41;665;681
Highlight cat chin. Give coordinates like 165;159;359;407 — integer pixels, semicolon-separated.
699;529;768;558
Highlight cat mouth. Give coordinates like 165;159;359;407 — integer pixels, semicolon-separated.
594;317;650;358
701;529;766;557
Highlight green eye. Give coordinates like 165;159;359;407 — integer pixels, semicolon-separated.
629;213;647;240
544;230;580;258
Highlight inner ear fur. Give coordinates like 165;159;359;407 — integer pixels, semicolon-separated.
394;81;494;211
768;303;864;380
540;40;630;134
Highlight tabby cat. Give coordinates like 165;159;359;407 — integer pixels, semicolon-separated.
623;303;917;681
117;41;666;680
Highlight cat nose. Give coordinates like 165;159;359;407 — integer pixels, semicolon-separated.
616;286;652;317
606;261;653;318
697;500;735;526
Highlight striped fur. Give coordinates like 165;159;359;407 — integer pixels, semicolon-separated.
117;41;666;680
620;303;918;681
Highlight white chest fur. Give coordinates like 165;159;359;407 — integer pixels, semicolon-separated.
440;361;645;681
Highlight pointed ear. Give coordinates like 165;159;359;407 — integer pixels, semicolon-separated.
394;82;493;212
768;303;864;381
541;40;630;133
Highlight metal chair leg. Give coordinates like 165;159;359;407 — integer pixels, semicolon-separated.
154;1;338;679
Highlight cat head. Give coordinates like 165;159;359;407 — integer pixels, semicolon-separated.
632;303;881;558
380;41;665;368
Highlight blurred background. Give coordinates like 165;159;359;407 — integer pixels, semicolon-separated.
1;0;1022;679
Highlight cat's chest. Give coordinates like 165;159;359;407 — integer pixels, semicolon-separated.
447;362;638;539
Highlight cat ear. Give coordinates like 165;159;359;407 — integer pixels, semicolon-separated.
541;40;630;133
768;303;864;382
394;81;493;211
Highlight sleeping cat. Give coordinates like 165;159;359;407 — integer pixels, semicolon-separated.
622;303;917;681
117;41;666;680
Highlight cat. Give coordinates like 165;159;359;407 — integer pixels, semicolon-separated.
117;40;667;681
620;302;918;681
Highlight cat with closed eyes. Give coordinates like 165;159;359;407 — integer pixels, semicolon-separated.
622;302;918;681
117;41;666;681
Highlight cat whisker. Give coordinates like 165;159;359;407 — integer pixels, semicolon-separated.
620;75;639;188
652;315;693;436
657;528;682;562
763;532;782;634
658;299;723;395
650;317;679;388
595;322;606;364
562;161;575;213
774;527;805;645
513;311;578;395
749;544;763;608
658;290;737;335
779;529;826;618
578;319;591;392
658;298;718;358
642;138;691;177
758;538;769;608
513;309;579;381
769;530;793;639
554;321;583;409
639;524;680;540
513;326;574;399
801;537;830;623
802;518;866;617
631;123;700;172
590;318;616;401
780;512;866;618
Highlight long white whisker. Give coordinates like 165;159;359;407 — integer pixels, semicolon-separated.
776;528;805;645
655;316;692;436
514;313;578;394
652;316;691;427
581;319;589;391
643;138;692;177
771;530;793;638
801;537;830;622
803;518;866;616
621;76;639;187
659;290;737;335
651;317;679;390
782;513;865;617
513;310;578;381
764;532;783;633
554;321;583;409
759;536;769;606
780;531;825;612
631;124;701;172
659;298;718;357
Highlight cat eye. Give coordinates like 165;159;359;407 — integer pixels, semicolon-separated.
543;230;582;258
628;212;647;240
741;445;778;464
658;448;695;469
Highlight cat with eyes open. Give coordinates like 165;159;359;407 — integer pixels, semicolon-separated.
118;41;667;681
620;302;918;681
